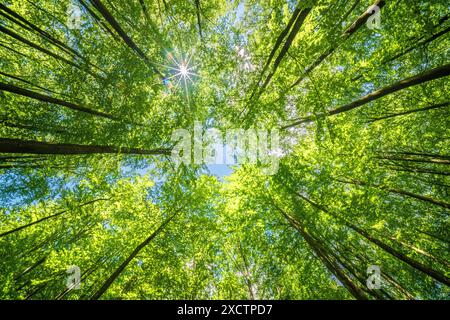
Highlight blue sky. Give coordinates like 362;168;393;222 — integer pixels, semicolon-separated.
205;164;234;180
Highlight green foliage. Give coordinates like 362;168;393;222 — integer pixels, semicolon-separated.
0;0;448;300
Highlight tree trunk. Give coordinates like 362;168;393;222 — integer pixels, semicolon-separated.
293;191;450;286
0;25;101;79
194;0;203;39
336;178;450;210
0;4;104;73
0;138;171;156
259;8;311;94
288;0;386;89
238;241;256;300
368;101;450;122
269;197;369;300
283;63;450;128
384;166;450;177
88;0;163;78
91;211;179;299
0;198;109;238
0;71;69;97
250;6;302;100
78;0;121;43
0;82;117;120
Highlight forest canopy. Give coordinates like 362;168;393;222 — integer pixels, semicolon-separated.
0;0;449;300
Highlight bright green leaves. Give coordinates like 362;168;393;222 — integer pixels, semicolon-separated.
0;0;449;300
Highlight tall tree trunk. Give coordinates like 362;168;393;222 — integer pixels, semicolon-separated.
259;8;311;94
335;178;450;210
91;211;179;299
381;15;449;66
0;4;104;73
384;165;450;177
243;5;303;116
78;0;121;43
353;24;450;82
243;7;312;119
14;256;47;281
382;272;415;300
250;6;302;99
375;154;450;165
138;0;150;23
387;152;450;160
338;0;361;26
417;229;450;245
238;241;256;300
0;198;109;238
0;138;171;156
1;121;67;135
326;243;389;300
288;0;386;89
0;25;101;79
292;191;450;286
368;101;450;122
0;82;117;120
344;243;415;299
386;236;450;269
88;0;163;78
194;0;203;39
283;63;450;128
0;70;69;97
268;197;369;300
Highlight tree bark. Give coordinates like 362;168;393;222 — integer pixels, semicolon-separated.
238;241;256;300
269;197;369;300
283;63;450;128
293;191;450;286
0;4;104;73
0;82;117;120
258;8;311;94
335;178;450;210
288;0;386;89
368;101;450;122
0;25;101;79
252;6;302;95
88;0;163;78
0;138;171;156
91;211;179;299
0;198;109;238
194;0;203;39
